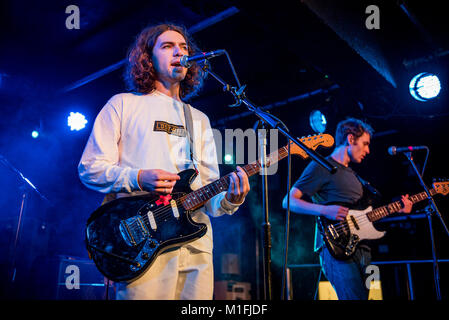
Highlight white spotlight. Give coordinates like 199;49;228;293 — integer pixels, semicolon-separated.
409;72;441;101
68;112;87;131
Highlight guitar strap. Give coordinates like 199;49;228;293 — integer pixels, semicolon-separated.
183;103;199;172
354;172;382;199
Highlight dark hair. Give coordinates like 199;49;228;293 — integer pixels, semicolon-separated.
124;23;205;100
335;118;374;146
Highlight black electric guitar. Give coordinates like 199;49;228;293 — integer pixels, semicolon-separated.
85;133;334;282
317;181;449;260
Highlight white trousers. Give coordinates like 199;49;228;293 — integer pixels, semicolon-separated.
116;246;214;300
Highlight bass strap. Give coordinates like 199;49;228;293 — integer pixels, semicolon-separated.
354;172;382;200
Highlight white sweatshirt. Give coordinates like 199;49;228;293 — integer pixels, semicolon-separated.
78;91;242;253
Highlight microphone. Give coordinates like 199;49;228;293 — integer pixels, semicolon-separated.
388;145;428;155
180;50;225;68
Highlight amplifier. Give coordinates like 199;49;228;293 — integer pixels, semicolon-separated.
214;280;251;300
55;256;112;300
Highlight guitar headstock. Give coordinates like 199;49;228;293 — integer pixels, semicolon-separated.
287;133;335;159
433;180;449;196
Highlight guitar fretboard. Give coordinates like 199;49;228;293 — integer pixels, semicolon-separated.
181;146;291;210
367;189;436;222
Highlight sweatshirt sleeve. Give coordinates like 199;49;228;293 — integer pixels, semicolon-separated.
78;97;141;194
195;112;244;217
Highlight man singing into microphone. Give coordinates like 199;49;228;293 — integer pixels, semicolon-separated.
78;23;250;300
283;118;413;300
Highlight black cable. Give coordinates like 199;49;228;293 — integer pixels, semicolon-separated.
223;50;241;88
281;141;292;300
422;147;429;176
313;269;322;300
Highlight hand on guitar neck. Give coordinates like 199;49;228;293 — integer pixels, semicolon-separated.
398;194;413;214
225;166;250;204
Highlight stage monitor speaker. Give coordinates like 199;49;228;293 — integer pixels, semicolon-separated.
214;280;251;300
55;256;111;300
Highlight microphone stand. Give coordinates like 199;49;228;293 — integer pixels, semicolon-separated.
0;154;50;287
199;56;337;300
254;120;272;299
403;151;449;300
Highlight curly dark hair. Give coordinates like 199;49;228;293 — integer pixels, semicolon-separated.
335;118;374;146
124;23;205;100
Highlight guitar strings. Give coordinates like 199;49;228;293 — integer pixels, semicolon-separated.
330;207;397;235
124;173;237;234
330;196;424;235
143;173;235;223
129;178;231;231
127;148;435;236
327;209;391;236
334;188;436;232
328;192;430;236
130;193;413;235
331;214;378;234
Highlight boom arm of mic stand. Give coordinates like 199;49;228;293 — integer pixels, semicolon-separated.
0;154;51;203
243;100;337;173
201;65;337;174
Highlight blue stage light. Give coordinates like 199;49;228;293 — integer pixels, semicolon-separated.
68;112;87;131
309;110;327;133
409;72;441;101
31;130;39;138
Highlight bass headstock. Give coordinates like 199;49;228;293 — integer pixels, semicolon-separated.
288;133;335;159
433;179;449;196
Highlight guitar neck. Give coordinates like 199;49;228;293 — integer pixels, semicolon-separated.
367;189;436;222
181;146;290;210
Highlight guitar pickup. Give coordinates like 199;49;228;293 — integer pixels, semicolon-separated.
349;215;360;230
327;224;339;240
170;199;180;219
146;210;157;231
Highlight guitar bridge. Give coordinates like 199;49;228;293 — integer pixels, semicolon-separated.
119;216;149;247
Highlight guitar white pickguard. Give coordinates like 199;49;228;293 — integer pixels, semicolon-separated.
346;206;386;240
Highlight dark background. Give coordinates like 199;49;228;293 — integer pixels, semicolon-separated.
1;0;448;300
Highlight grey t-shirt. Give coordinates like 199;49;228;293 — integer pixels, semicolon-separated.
293;156;363;251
